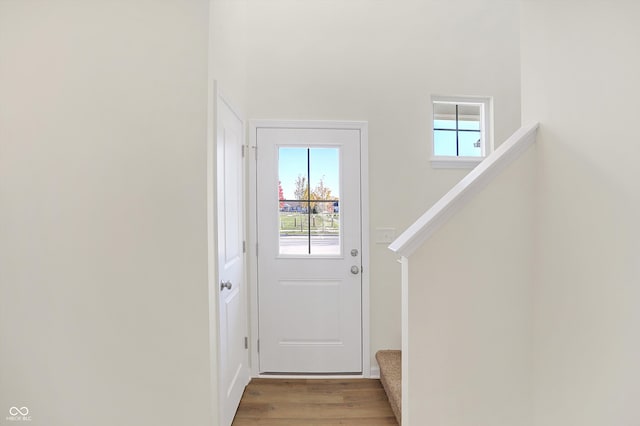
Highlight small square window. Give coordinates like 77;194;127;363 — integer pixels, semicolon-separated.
431;95;492;168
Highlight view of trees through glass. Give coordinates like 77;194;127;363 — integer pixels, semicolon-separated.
278;147;340;255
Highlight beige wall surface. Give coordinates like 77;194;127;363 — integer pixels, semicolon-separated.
0;1;212;426
522;2;640;425
244;0;522;367
409;148;535;426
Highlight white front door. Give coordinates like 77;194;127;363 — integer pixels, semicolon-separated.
216;91;249;426
256;126;363;374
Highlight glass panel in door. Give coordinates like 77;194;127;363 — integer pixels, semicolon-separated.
278;147;340;255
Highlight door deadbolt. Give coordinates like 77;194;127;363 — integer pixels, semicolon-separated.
350;249;359;257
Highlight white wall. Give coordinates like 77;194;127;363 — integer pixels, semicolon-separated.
0;2;212;426
210;0;248;111
244;0;522;367
408;147;535;426
522;2;640;425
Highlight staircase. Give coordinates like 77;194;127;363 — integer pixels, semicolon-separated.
386;123;539;425
376;350;401;424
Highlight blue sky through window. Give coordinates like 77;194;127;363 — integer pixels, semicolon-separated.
278;147;340;199
434;119;481;157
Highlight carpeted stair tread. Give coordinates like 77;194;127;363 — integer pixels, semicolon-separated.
376;350;401;424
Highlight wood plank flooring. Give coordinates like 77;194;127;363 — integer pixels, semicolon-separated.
232;378;399;426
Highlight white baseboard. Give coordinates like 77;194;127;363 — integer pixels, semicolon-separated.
369;365;380;379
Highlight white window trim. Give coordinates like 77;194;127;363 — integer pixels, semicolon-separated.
430;156;484;169
430;95;493;169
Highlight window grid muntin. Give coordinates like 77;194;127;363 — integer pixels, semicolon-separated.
432;98;487;159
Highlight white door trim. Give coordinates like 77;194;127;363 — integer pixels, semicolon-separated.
248;120;370;378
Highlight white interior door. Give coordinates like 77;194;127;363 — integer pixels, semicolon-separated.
256;127;363;374
217;92;249;426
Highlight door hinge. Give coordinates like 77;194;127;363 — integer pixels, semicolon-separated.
241;145;245;157
256;243;258;256
257;339;260;353
244;336;248;349
243;240;246;253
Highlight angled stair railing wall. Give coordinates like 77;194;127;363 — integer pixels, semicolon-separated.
389;123;538;426
389;122;539;257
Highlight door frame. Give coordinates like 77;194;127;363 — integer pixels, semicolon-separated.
248;120;370;378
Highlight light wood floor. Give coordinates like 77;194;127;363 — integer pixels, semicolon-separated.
232;378;399;426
